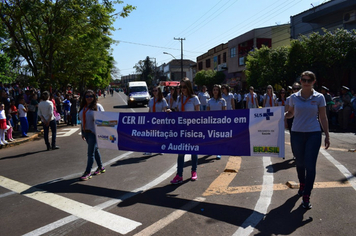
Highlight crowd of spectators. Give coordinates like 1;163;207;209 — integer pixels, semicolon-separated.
0;81;82;144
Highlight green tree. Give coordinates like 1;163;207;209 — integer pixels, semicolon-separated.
245;45;289;88
0;0;135;90
194;69;225;89
134;56;156;86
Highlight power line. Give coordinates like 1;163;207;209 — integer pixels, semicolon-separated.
117;40;204;54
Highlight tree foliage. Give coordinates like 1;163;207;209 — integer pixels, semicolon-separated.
0;0;135;91
194;70;225;89
245;28;356;90
134;56;156;86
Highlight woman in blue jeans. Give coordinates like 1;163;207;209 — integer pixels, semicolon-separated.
285;71;330;209
78;89;105;181
170;78;200;184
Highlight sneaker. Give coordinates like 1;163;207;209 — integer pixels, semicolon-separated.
301;195;312;209
2;140;8;145
191;171;197;181
80;172;92;181
94;167;106;175
216;155;221;159
170;175;183;184
298;183;305;196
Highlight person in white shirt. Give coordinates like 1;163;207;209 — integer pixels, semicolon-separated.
18;98;29;137
263;85;277;107
198;85;210;111
221;84;235;110
144;86;169;155
78;89;105;181
246;86;259;108
38;91;59;151
170;78;200;184
285;71;330;209
207;84;226;159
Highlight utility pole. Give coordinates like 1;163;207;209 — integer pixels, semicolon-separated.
174;37;185;80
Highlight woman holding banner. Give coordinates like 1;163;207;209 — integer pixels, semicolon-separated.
144;86;169;155
170;78;201;184
207;84;226;159
285;71;330;209
78;89;106;181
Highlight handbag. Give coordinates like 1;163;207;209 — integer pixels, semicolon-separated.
54;111;61;121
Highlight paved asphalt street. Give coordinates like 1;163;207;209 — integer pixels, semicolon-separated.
0;91;356;236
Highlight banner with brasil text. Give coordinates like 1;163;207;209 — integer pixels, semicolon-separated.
94;107;285;158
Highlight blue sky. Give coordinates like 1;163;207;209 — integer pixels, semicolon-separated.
111;0;327;78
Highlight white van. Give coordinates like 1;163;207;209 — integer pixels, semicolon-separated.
126;81;150;107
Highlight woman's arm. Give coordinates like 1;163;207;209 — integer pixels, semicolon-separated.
194;105;200;111
231;97;235;110
319;106;330;149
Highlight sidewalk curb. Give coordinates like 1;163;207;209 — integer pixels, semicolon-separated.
0;131;44;149
0;123;70;150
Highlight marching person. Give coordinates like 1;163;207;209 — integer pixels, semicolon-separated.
78;89;105;181
207;84;226;159
285;71;330;209
263;85;277;107
198;85;210;111
38;91;59;151
170;78;200;184
221;84;235;110
246;86;259;108
277;88;287;106
144;86;169;155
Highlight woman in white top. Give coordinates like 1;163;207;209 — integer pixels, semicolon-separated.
246;86;259;108
221;84;235;110
144;86;169;155
277;88;287;106
148;86;169;112
170;78;200;184
207;84;226;159
285;71;330;209
198;85;210;111
78;89;105;181
263;85;277;107
165;87;174;109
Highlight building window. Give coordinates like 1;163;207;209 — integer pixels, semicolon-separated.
206;59;211;68
223;52;226;62
218;55;221;64
230;47;236;58
198;61;203;70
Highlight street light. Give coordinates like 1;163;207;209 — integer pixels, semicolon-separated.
163;52;176;59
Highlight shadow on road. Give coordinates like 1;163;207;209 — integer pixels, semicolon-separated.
254;195;313;235
0;150;49;160
266;158;295;173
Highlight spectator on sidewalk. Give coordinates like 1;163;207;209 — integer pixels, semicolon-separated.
18;98;29;137
9;100;19;131
30;94;39;132
38;91;59;151
63;94;71;125
0;103;8;145
338;86;353;130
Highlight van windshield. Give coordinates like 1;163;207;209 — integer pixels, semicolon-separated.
130;86;147;93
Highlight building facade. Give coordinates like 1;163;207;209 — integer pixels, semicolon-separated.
290;0;356;39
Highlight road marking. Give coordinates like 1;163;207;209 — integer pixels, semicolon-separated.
56;128;80;137
22;154;188;235
233;156;274;236
203;156;241;196
134;197;206;236
320;149;356;191
0;176;141;234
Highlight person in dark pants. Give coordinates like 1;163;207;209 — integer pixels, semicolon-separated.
38;91;59;150
285;71;330;210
